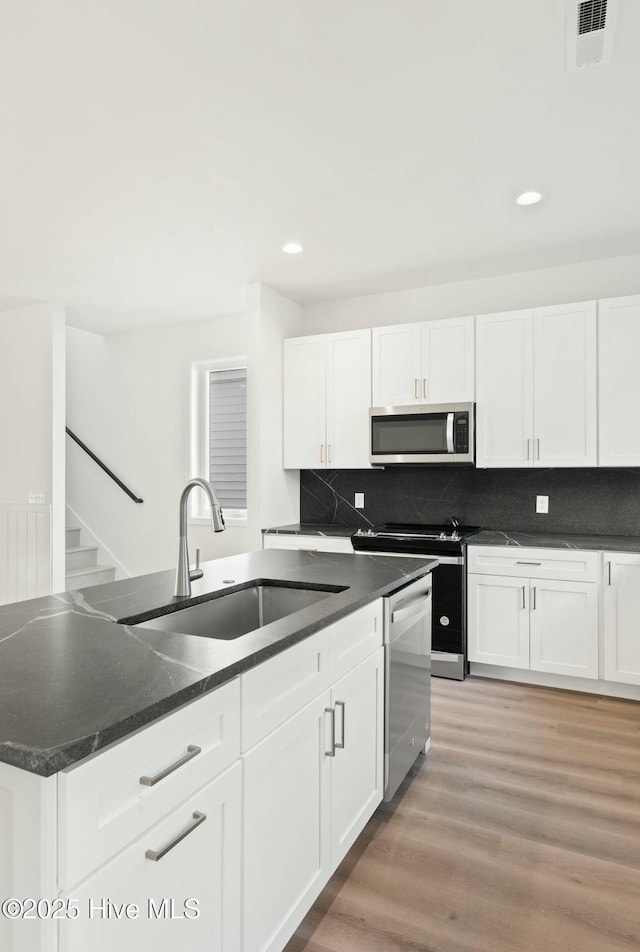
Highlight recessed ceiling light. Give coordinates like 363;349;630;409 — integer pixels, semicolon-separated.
515;191;543;206
282;242;303;254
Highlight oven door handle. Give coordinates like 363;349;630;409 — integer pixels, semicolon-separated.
391;593;431;625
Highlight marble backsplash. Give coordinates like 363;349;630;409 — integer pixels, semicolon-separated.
300;467;640;535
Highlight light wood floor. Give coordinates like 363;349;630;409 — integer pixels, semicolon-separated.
285;676;640;952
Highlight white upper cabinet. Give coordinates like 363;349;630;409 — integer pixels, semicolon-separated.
476;310;534;467
372;316;474;406
283;330;371;469
533;302;597;467
476;302;597;468
598;295;640;466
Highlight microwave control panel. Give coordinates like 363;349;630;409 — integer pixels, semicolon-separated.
454;413;469;453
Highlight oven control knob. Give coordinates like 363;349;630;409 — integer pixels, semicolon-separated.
367;529;374;536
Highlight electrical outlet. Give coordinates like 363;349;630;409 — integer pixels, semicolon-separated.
354;492;365;509
28;491;46;505
536;495;549;514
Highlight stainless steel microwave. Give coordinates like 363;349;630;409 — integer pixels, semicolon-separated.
370;402;475;465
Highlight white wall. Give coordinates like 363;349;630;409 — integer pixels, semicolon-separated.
66;286;302;578
301;251;640;334
0;303;66;592
66;313;250;577
246;283;301;548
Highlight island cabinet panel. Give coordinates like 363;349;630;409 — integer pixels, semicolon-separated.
330;647;384;869
58;761;241;952
598;295;640;466
329;598;382;683
242;599;384;952
58;678;241;890
603;553;640;685
0;765;57;952
241;627;331;750
372;316;474;407
242;691;332;952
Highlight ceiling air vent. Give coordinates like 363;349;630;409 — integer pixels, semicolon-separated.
566;0;619;70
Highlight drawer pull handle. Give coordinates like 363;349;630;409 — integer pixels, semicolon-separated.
145;811;206;862
325;706;336;757
335;700;345;749
140;745;201;787
516;561;542;566
298;547;318;553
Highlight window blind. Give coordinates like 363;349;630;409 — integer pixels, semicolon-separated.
208;367;247;511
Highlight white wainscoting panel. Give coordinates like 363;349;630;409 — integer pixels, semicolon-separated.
0;505;51;605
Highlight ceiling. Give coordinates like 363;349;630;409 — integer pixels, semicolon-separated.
0;0;639;333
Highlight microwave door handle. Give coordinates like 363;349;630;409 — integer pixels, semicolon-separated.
446;413;455;453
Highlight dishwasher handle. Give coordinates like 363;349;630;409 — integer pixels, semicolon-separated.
391;591;431;625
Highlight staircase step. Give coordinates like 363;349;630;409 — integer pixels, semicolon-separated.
65;565;116;591
65;544;99;571
65;527;81;548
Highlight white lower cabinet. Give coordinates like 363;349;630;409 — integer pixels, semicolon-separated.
242;640;384;952
59;762;242;952
2;599;386;952
603;553;640;685
329;649;384;868
242;691;332;952
467;574;529;668
468;547;599;680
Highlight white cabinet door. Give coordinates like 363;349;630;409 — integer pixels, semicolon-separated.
371;323;422;406
533;302;597;467
421;315;475;403
603;553;640;685
59;762;242;952
475;310;534;467
326;329;372;468
598;295;640;466
529;580;598;679
467;574;530;667
283;336;327;469
329;648;383;869
242;691;331;952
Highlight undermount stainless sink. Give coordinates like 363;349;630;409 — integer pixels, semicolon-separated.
122;580;347;641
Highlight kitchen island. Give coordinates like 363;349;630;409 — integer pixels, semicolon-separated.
0;548;435;952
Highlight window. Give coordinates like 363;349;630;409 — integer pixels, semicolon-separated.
190;357;247;524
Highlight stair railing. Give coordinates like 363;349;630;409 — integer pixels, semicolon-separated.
66;428;144;504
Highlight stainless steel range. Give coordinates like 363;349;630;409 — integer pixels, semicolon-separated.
352;520;478;680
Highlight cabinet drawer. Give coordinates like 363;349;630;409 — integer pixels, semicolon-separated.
241;628;331;750
263;534;354;554
467;545;598;582
59;761;242;952
329;600;383;683
59;678;240;890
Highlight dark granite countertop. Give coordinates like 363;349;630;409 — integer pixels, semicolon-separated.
0;549;435;778
470;530;640;552
262;523;359;537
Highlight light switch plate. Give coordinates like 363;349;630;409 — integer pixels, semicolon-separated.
354;493;365;509
536;495;549;514
28;491;46;505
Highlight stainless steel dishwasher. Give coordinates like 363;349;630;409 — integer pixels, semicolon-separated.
384;573;433;801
